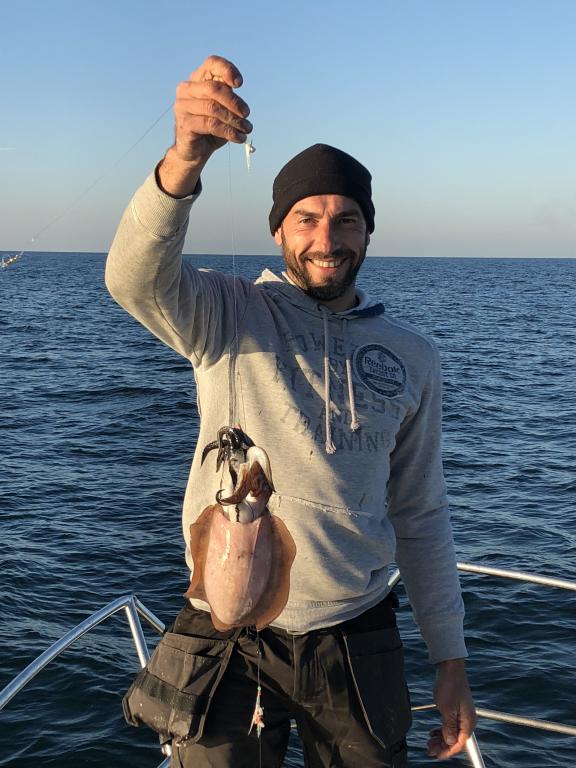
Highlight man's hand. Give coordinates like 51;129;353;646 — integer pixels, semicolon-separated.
158;55;253;197
427;658;476;760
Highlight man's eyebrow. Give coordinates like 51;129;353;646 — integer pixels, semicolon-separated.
292;208;320;218
334;209;361;218
291;208;361;218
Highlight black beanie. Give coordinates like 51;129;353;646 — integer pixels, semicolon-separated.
269;143;375;235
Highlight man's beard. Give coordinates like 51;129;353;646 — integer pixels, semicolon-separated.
281;232;367;302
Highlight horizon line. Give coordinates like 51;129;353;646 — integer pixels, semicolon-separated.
1;250;574;261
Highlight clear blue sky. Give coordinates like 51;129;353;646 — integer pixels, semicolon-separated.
2;0;575;257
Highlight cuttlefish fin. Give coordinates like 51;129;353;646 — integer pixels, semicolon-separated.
201;512;296;632
252;515;296;629
210;611;237;633
216;514;296;631
184;504;217;602
186;507;297;632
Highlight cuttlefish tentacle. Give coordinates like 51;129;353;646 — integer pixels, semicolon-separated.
201;425;254;463
217;448;275;522
185;427;295;631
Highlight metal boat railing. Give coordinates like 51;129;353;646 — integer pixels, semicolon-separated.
388;561;576;766
0;594;173;766
0;595;165;710
1;562;574;767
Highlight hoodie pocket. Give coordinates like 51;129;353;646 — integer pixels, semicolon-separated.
340;626;412;750
122;630;238;745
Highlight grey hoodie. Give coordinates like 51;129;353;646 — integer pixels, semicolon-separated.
105;172;466;664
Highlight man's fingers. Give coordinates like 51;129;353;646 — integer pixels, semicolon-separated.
428;710;475;759
176;97;251;133
176;80;250;119
175;113;248;145
443;700;476;745
195;98;252;133
189;55;243;89
170;56;251;158
175;92;253;143
441;718;459;747
427;727;469;760
432;662;476;760
444;730;469;758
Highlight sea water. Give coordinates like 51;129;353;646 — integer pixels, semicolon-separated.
1;253;575;767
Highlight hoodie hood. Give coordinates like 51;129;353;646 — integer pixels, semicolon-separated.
254;268;386;319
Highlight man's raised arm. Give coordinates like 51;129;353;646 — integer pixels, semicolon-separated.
105;56;253;364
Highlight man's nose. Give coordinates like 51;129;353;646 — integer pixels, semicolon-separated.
314;220;339;253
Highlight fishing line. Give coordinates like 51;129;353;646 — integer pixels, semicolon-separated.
256;633;264;765
227;142;249;432
226;141;266;763
4;103;174;264
248;630;265;758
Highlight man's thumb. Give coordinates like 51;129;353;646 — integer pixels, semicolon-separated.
442;716;458;746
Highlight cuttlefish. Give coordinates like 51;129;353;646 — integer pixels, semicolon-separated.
184;427;296;631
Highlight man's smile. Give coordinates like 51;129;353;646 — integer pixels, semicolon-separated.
307;256;347;271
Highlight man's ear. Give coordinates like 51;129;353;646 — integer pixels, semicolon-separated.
273;228;283;247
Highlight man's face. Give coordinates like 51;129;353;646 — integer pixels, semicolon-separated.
274;194;369;311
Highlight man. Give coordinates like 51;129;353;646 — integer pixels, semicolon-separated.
106;55;475;768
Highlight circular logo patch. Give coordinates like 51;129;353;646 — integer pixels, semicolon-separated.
353;344;407;398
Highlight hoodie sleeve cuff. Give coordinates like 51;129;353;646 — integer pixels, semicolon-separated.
418;616;468;665
130;167;202;240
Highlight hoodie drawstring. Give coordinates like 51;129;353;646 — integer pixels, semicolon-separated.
322;310;337;454
343;318;360;432
321;311;361;455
